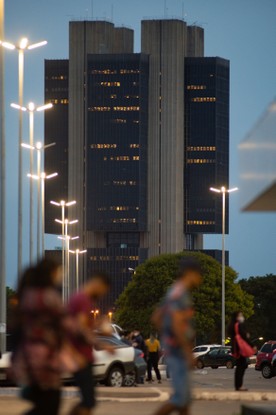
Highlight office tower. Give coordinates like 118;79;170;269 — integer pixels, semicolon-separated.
184;57;230;247
44;19;229;312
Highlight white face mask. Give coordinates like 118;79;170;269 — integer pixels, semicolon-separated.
237;315;245;324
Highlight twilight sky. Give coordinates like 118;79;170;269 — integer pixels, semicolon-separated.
3;0;276;287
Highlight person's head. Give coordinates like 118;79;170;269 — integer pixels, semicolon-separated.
18;259;62;297
231;310;245;324
176;257;202;288
150;333;156;341
85;271;111;300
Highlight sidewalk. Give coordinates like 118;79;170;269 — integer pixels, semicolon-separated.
1;386;276;403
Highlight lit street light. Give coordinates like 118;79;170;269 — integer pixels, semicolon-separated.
0;0;6;353
210;186;238;345
1;36;47;277
51;200;77;301
28;171;58;258
69;248;87;292
91;309;99;320
13;102;53;263
56;218;78;302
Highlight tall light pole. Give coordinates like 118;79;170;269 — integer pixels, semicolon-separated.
0;0;6;353
69;249;87;292
56;218;78;302
1;37;47;277
210;186;238;345
28;171;58;259
51;200;76;300
12;102;53;263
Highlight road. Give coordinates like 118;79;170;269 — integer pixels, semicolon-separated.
0;368;276;415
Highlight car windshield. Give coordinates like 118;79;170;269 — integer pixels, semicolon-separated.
260;344;273;353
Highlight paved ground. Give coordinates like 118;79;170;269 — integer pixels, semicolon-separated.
1;397;276;415
1;368;276;414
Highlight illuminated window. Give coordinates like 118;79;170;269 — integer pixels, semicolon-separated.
50;99;59;104
120;69;140;74
110;206;130;211
100;81;120;87
187;159;216;164
112;218;137;224
191;97;216;103
112;180;137;186
112;119;127;124
130;144;140;148
60;99;69;104
124;95;139;99
187;85;206;90
187;220;216;225
91;69;117;74
91;144;117;149
187;146;216;152
110;94;117;99
133;156;140;161
113;106;140;111
47;75;67;80
133;120;140;124
89;106;111;112
109;156;130;161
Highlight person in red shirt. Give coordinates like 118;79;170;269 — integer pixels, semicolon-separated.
67;272;111;415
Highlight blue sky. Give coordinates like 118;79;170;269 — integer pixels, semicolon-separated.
3;0;276;287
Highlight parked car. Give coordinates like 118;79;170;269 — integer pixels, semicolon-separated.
193;344;221;358
123;348;146;387
196;347;235;369
0;336;144;388
255;341;276;379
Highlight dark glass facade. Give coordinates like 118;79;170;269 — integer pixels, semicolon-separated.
86;54;149;232
184;57;230;236
88;247;148;313
44;60;69;234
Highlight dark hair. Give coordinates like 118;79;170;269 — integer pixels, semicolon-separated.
90;271;111;287
177;257;202;279
227;310;243;337
18;259;60;297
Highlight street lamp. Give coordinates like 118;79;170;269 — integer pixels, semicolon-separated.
0;0;6;354
28;171;58;258
56;218;78;302
91;309;99;321
51;200;77;300
210;186;238;345
13;102;53;263
108;311;113;322
1;37;47;276
69;248;87;292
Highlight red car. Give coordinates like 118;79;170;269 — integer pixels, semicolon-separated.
255;341;276;379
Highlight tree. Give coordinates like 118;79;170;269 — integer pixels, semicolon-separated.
239;274;276;342
115;252;254;343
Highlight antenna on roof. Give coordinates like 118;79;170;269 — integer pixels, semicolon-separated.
164;0;168;18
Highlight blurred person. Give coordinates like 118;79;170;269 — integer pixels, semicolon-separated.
145;334;162;383
132;330;147;384
151;257;202;415
67;271;112;415
12;259;64;415
228;311;255;391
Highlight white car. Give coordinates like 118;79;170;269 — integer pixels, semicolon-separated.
193;344;222;358
0;336;136;388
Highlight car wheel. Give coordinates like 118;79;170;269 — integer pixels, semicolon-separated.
123;371;136;387
262;364;273;379
106;366;124;387
211;366;219;369
226;361;234;369
197;360;204;369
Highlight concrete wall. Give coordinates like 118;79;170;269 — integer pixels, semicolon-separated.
141;20;187;256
